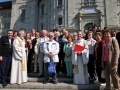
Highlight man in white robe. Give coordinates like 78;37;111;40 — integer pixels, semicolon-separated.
72;31;89;84
10;30;27;84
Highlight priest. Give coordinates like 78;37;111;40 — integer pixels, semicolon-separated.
72;30;89;84
10;30;27;84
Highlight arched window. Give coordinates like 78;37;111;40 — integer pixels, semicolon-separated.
58;0;62;6
58;17;62;25
21;9;25;19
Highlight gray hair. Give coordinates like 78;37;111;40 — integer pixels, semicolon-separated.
49;32;54;36
42;30;47;33
73;32;77;36
18;30;25;36
77;30;85;36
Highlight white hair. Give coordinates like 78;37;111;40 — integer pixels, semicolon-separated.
73;32;77;36
49;32;54;36
42;30;47;33
18;30;25;36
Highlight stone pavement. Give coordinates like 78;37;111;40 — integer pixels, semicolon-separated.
0;82;108;90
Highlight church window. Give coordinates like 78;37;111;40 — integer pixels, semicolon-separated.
2;22;10;29
21;9;25;20
2;13;7;18
58;17;62;25
41;4;44;15
58;0;62;6
81;0;96;7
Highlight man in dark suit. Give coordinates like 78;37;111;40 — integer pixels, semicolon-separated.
58;28;66;73
54;31;61;73
0;29;14;88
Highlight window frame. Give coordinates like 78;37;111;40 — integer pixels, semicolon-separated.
41;4;44;16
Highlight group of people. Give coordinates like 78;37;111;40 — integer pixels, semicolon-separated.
0;25;119;90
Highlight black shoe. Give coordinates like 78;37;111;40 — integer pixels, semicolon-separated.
53;81;57;84
2;82;7;88
43;80;48;84
39;75;44;78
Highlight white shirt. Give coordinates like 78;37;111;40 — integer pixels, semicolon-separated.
40;36;49;52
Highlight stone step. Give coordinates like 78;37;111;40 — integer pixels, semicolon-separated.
28;77;73;83
28;72;66;77
0;82;102;90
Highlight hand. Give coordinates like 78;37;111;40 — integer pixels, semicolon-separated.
77;51;82;55
26;48;28;51
28;40;32;44
36;54;39;58
65;53;69;57
114;62;118;66
49;53;54;58
0;56;3;61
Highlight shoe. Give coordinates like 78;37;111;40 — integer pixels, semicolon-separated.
2;82;7;88
38;75;44;78
66;76;69;78
53;81;57;84
33;71;37;73
43;80;48;84
59;71;62;74
89;79;94;83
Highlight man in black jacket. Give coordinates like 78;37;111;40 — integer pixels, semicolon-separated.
58;28;66;73
0;29;14;88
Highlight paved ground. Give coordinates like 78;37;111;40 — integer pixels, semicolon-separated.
0;82;103;90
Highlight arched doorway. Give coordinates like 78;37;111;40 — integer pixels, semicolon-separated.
84;23;93;30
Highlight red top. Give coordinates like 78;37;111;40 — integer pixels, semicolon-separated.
104;41;109;62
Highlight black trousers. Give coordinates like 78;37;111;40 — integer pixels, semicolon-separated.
96;65;105;83
45;63;57;81
56;49;66;73
87;54;95;79
27;49;34;73
0;56;12;83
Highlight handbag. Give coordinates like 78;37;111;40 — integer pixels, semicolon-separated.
47;58;56;74
101;70;105;79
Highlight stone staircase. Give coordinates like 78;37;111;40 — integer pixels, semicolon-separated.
0;59;119;90
0;72;113;90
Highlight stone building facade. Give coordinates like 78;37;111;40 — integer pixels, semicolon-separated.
1;0;120;34
0;1;12;36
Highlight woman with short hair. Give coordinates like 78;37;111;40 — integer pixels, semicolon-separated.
63;34;73;78
94;32;105;83
33;32;41;73
101;30;119;90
